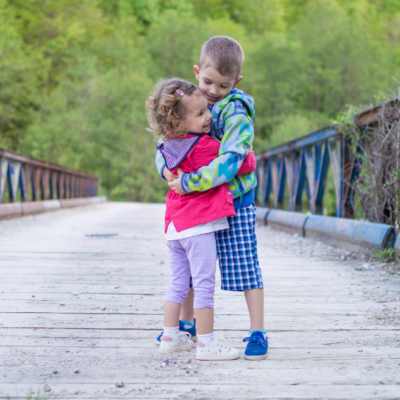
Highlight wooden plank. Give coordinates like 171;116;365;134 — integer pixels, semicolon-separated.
1;383;400;400
1;300;394;314
1;328;398;348
1;344;400;360
1;313;395;331
2;363;400;386
1;202;400;400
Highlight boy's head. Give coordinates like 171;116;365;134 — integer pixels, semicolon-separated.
194;36;244;107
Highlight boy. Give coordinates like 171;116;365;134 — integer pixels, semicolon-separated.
155;36;267;360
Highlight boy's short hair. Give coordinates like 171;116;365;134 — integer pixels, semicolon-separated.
199;36;244;78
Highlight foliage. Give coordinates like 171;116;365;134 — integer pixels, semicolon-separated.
1;0;400;202
374;247;395;262
334;86;400;226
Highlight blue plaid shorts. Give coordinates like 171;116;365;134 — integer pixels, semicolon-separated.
215;203;264;291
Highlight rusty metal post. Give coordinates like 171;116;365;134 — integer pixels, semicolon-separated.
42;169;49;200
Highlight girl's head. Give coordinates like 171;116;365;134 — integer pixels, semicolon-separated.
146;78;211;141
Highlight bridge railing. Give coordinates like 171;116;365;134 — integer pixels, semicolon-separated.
255;126;360;218
0;148;99;204
255;100;400;219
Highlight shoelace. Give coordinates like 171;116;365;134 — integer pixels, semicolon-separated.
178;331;192;342
160;321;192;339
242;335;268;349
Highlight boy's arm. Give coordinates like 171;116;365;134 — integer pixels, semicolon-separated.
180;106;253;194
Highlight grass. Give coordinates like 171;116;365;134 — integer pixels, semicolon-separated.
374;248;395;262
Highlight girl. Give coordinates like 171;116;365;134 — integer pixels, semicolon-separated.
146;78;255;360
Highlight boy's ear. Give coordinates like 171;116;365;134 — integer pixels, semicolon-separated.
233;76;243;89
193;65;200;81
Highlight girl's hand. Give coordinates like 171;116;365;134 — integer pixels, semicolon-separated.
163;167;178;182
168;168;185;195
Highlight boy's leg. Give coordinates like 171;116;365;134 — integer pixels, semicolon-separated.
215;203;267;360
215;203;264;299
244;288;265;331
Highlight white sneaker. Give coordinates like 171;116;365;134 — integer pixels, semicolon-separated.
196;336;240;361
159;332;194;354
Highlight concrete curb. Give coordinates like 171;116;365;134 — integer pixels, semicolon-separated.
21;200;61;215
0;203;23;219
60;196;106;209
304;215;395;253
0;196;106;220
256;207;269;225
392;234;400;261
267;209;309;236
256;206;396;254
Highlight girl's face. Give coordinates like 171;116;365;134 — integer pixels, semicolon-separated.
181;93;212;134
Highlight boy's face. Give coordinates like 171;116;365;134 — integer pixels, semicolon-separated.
194;65;243;108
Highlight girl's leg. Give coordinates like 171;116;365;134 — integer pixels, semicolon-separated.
181;233;217;335
164;239;192;316
164;301;181;328
180;287;194;323
160;240;194;353
181;233;240;360
194;307;214;334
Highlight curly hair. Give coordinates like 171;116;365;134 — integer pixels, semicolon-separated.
146;78;202;141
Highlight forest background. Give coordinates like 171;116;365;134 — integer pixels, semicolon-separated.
1;0;400;214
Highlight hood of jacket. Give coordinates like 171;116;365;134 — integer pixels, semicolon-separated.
212;88;255;123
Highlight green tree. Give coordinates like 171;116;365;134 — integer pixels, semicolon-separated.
2;0;399;203
146;9;246;81
294;0;392;116
0;0;39;149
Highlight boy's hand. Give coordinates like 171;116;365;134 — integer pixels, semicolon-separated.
163;167;178;182
168;168;185;195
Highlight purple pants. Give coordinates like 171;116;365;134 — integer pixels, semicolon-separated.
165;232;216;309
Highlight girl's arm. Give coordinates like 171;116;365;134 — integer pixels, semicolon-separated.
155;142;178;182
155;141;167;181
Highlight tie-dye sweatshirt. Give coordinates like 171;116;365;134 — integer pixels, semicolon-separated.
155;88;257;199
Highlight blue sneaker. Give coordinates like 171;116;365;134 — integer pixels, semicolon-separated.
156;319;197;346
243;331;268;360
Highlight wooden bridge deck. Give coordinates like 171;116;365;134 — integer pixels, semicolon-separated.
0;202;399;399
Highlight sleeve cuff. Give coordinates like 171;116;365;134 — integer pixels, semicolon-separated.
159;163;167;181
181;173;192;194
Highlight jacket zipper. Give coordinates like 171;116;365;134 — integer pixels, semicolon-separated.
234;176;245;205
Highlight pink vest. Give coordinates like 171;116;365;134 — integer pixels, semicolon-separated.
165;134;256;233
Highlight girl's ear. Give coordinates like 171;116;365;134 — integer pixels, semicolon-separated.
193;65;200;81
233;76;243;89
